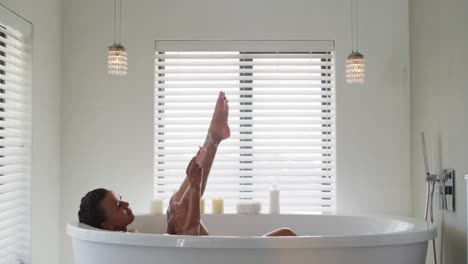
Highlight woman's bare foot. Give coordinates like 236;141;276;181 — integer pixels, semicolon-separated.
208;91;230;144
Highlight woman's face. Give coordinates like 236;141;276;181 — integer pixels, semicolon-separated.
99;190;135;231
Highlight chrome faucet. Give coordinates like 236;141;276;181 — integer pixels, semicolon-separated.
421;132;456;264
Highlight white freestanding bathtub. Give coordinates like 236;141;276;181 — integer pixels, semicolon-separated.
67;214;436;264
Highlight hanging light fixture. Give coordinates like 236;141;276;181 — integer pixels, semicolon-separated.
346;0;365;84
108;0;127;75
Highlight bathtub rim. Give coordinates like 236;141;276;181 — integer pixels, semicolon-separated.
67;214;437;249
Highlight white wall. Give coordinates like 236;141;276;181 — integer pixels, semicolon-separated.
0;0;62;264
410;0;468;263
61;0;410;263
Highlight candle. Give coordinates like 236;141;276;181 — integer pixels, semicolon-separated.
200;198;205;214
269;184;280;214
236;200;261;215
150;198;163;215
212;197;224;214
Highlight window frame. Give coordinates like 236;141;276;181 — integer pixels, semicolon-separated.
154;41;336;214
0;5;32;264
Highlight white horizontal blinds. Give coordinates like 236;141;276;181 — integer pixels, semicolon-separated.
0;6;32;264
155;51;242;213
155;41;335;214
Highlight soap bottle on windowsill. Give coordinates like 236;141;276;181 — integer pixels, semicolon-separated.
269;184;280;214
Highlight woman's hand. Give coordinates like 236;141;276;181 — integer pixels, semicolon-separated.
186;156;203;187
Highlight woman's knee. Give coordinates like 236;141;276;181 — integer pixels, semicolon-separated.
278;227;297;236
265;227;297;237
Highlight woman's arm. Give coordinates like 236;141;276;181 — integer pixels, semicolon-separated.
181;158;203;235
167;92;230;236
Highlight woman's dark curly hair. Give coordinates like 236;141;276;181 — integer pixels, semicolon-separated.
78;188;108;228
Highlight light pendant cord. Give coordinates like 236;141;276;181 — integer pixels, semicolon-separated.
119;0;122;44
355;0;359;51
350;0;354;52
113;0;117;43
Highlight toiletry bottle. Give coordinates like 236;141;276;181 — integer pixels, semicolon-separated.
269;184;280;214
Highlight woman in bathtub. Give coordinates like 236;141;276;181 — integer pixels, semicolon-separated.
78;91;296;237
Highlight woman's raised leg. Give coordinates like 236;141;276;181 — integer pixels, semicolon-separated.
167;91;230;235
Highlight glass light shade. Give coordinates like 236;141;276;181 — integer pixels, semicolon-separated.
346;51;365;84
108;43;127;75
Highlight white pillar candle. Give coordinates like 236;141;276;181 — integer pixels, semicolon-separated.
269;184;280;214
150;198;163;215
200;198;205;214
212;197;224;214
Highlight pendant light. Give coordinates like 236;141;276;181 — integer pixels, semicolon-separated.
108;0;127;75
346;0;365;84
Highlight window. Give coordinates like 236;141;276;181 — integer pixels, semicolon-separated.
0;5;32;264
154;41;335;214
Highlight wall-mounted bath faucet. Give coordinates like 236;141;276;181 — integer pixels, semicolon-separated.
421;132;457;264
440;169;455;211
421;132;456;212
